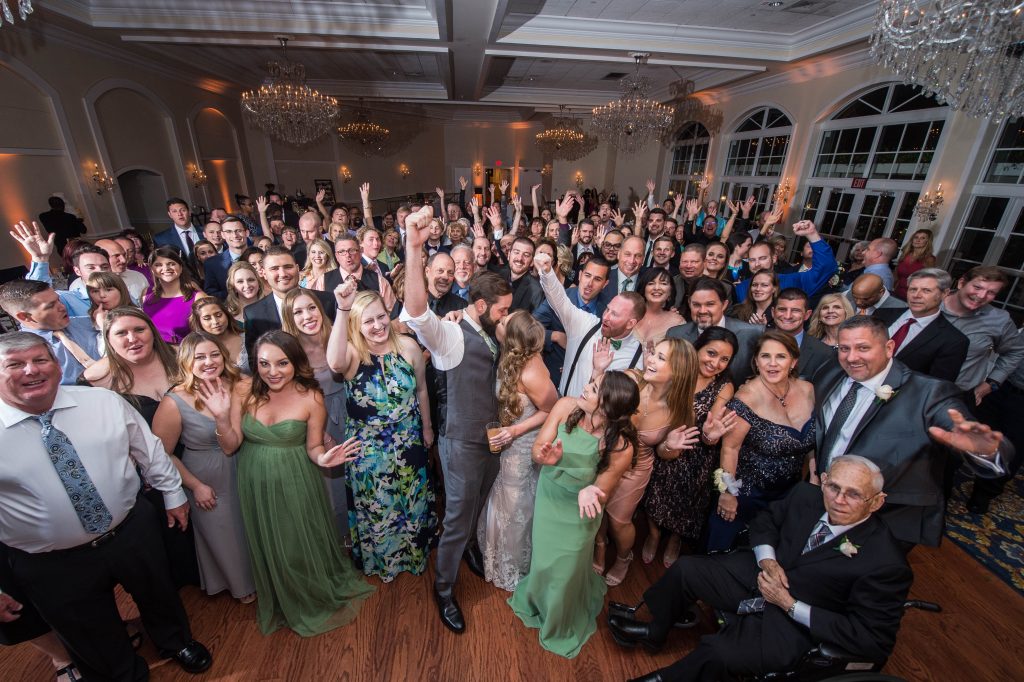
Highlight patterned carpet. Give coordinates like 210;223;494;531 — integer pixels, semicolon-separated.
945;472;1024;596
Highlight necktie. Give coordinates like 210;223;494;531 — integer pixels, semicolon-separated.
182;229;195;256
477;328;498;359
54;330;95;369
890;318;916;352
857;307;869;316
620;276;633;293
608;337;623;351
802;520;832;554
820;382;863;466
33;410;113;534
644;241;654;267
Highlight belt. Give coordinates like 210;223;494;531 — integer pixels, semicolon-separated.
63;507;135;552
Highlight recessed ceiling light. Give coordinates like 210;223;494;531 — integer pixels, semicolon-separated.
767;1;784;6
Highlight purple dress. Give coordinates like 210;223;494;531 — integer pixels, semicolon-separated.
143;294;195;344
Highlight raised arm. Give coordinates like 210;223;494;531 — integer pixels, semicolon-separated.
315;188;330;222
325;278;359;379
255;195;274;240
359;182;374;226
531;183;542;220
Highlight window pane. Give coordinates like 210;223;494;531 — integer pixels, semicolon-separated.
984;119;1024;185
954;229;996;263
877;124;904;152
889;84;945;113
833;86;888;120
998;208;1024;270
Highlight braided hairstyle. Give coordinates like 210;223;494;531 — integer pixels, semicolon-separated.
496;310;544;426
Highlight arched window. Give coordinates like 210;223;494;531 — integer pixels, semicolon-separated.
666;122;710;201
719;106;792;217
801;83;948;258
948;118;1024;322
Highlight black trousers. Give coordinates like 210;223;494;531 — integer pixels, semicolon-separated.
972;385;1024;502
644;553;811;682
7;496;192;682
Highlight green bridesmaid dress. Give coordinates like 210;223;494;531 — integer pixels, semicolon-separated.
237;414;374;636
509;423;607;658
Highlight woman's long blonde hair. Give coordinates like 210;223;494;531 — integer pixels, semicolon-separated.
497;311;544;426
299;238;338;280
347;290;402;366
808;293;855;339
900;228;935;263
175;331;241;412
634;337;697;432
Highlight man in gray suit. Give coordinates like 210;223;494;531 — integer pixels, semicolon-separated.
666;278;762;385
847;273;907;315
771;287;837;381
812;316;1012;547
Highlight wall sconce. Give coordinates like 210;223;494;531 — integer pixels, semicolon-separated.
540;163;551;177
340;165;353;183
188;164;208;188
474;163;482;176
575;171;584;189
719;194;727;206
915;184;944;222
399;163;411;179
91;164;115;195
774;177;792;206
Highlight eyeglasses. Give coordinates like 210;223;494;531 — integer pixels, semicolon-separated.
336;248;360;255
604;242;623;250
822;480;875;504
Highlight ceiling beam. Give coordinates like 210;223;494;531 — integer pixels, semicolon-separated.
448;0;509;102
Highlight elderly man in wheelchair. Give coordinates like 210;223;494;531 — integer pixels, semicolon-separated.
609;455;916;682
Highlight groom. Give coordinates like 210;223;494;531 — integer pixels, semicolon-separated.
399;206;513;633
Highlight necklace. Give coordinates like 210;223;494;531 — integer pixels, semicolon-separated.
758;375;791;407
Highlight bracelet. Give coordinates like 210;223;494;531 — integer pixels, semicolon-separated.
787;601;798;619
339;308;352;312
215;429;223;437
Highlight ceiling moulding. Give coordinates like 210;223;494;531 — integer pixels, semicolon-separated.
483;48;766;75
479;86;618;108
19;21;234;97
700;48;877;104
308;80;450;102
119;35;450;54
498;4;876;62
48;0;439;38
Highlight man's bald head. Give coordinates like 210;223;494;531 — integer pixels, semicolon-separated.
865;238;898;265
94;238;127;273
850;273;886;310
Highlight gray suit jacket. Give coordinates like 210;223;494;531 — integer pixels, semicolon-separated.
665;317;763;385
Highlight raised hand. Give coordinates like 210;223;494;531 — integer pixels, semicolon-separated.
472;222;486;239
319;436;363;466
484;205;503;229
197;377;231;419
578;485;607;519
592;336;613;375
256;195;269;214
702;408;738;443
726;199;740;215
791;219;819;240
489;183;496;197
686;198;701;220
646;178;655;195
555;193;574;221
742;195;757;217
664;424;701;451
359;182;370;202
595;222;608;246
9;220;53;261
512;194;523;211
765;205;784;226
459;176;468;190
500;179;510;194
535;438;563;466
928;408;1003;459
333;277;358;309
534;251;553;276
611;208;625;227
316;188;327;203
405;205;435;248
632;200;646;223
436;186;446;200
571;225;580;246
698;177;710;191
531;183;542;194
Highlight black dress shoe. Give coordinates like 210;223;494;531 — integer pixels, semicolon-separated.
628;672;664;682
463;544;486;579
608;602;698;629
966;493;991;514
159;640;212;674
608;616;665;652
434;589;466;633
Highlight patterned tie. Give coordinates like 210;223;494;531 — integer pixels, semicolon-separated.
620;276;633;293
802;520;832;554
477;328;498;359
890;318;916;352
820;382;863;467
33;410;113;534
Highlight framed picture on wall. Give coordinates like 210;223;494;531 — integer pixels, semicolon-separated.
314;179;336;205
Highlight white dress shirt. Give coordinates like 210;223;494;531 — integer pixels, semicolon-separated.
399;306;489;370
0;386;186;552
822;360;894;467
887;309;940;349
70;270;148;305
538;268;643;397
176;226;199;256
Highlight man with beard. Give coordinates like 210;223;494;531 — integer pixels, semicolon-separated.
500;237;544;313
534;256;611;386
642;208;667;267
572;219;597;261
601;229;624;265
847;273;907;316
324;235;396;313
536;252;645;397
671;244;706;312
450;245;475;300
399;206;512;634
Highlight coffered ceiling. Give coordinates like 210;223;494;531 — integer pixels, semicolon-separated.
35;0;880;121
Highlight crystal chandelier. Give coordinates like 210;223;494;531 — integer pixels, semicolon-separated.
536;105;585;158
661;78;724;144
338;101;391;158
0;0;32;28
241;37;339;146
592;53;675;155
870;0;1024;123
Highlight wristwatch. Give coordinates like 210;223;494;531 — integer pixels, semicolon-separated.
787;601;798;619
986;378;1001;392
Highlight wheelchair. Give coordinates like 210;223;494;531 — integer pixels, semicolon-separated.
608;599;939;681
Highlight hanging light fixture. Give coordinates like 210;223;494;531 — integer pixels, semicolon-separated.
241;37;339;146
870;1;1024;123
591;52;675;155
536;105;585;157
0;1;32;28
662;78;724;145
337;99;391;157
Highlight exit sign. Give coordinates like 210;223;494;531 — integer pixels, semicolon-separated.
851;177;867;189
495;160;502;166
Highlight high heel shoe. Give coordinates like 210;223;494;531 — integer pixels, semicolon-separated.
663;535;681;568
604;551;633;587
593;538;607;575
641;533;659;565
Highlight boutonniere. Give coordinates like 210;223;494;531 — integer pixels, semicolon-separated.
873;384;897;405
836;535;860;558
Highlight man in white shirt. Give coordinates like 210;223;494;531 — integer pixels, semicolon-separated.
535;251;644;397
0;332;211;679
92;238;148;303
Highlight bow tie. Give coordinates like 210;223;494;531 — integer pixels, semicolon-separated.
608;338;622;350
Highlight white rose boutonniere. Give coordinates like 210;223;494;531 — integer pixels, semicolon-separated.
873;384;896;405
836;535;860;558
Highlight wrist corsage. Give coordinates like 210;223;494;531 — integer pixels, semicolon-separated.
713;468;743;495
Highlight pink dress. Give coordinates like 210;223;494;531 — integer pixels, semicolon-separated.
143;294;196;344
604;424;671;524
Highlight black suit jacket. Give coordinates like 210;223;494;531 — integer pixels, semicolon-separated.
500;267;544;314
202;249;236;300
666;318;763;385
871;308;968;382
243;289;337;366
798;332;837;382
746;483;912;664
812;360;1014;546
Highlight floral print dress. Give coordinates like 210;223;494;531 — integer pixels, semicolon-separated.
344;352;437;582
